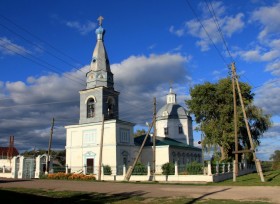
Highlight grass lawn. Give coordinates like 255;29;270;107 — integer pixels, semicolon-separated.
207;169;280;186
0;188;271;204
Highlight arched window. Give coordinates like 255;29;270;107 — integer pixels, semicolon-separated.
87;98;95;118
122;151;129;166
107;97;114;118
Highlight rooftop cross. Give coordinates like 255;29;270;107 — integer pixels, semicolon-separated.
169;80;173;88
97;16;104;26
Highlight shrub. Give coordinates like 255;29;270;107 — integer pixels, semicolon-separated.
103;165;112;175
161;162;175;175
186;161;203;175
132;162;147;175
46;172;96;181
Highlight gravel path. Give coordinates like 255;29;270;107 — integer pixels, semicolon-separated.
1;178;279;203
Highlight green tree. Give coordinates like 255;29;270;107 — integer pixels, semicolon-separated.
186;77;272;161
134;129;147;137
270;150;280;170
161;162;175;175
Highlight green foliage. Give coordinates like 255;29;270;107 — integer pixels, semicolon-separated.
270;150;280;170
103;165;112;175
132;162;147;175
161;162;175;175
186;77;272;161
186;161;203;175
21;149;66;166
134;129;147;137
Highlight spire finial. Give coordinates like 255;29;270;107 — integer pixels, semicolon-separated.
169;80;173;93
97;16;104;26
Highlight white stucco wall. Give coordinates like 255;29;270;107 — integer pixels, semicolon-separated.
156;117;193;145
65;119;135;174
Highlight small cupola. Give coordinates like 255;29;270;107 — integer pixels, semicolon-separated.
96;16;105;41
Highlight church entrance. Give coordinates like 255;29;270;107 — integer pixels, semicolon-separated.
86;158;94;174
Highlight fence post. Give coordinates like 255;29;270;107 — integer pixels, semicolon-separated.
147;163;150;177
123;165;126;177
207;161;212;175
244;159;247;169
233;160;235;175
3;165;5;173
175;161;178;176
65;165;68;174
222;163;225;174
216;161;219;175
83;165;87;175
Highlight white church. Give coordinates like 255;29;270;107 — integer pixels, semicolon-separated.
65;17;201;175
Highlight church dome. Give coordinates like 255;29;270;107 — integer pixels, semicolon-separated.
157;103;188;120
156;87;190;121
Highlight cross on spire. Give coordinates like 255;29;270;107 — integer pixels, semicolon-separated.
169;80;173;89
97;16;104;26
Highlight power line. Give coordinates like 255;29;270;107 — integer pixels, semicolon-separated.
185;0;229;66
0;14;83;66
0;38;86;86
205;0;234;62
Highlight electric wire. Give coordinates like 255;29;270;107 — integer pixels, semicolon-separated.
0;14;83;66
0;38;86;86
185;0;229;66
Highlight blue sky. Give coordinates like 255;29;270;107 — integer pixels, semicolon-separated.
0;0;279;161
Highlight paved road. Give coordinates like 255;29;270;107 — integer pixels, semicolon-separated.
0;178;280;203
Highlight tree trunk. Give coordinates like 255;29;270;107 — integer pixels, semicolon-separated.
220;146;227;161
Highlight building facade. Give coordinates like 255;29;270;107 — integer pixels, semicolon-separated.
65;18;136;175
65;17;201;176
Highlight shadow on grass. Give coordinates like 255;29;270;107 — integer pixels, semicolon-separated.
0;189;147;204
185;188;231;204
266;172;280;182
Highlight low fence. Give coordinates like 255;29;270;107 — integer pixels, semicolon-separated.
101;161;255;182
1;159;256;182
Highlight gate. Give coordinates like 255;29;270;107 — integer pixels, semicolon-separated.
22;157;36;179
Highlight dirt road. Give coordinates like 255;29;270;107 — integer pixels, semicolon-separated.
1;178;279;203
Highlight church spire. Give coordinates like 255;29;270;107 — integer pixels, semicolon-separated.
86;16;114;89
167;83;176;104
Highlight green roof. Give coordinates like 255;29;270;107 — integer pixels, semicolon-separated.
134;135;201;151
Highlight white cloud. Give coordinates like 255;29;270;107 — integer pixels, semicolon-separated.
0;37;31;56
240;49;279;62
0;53;192;152
266;59;280;76
251;1;280;40
65;20;97;35
255;79;280;116
169;26;185;37
170;1;244;51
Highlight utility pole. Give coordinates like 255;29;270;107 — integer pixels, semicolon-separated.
98;114;105;181
152;97;157;181
46;117;54;173
231;62;265;182
231;63;238;182
124;118;155;181
124;100;156;182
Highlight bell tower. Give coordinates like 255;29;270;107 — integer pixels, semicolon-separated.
79;16;119;124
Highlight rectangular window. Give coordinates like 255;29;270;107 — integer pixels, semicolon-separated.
83;130;97;145
178;126;183;134
164;127;168;135
120;129;130;143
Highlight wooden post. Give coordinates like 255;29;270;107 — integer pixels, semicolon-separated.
124;118;155;181
152;97;157;180
231;63;238;181
98;114;105;181
46;118;54;173
232;63;265;182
